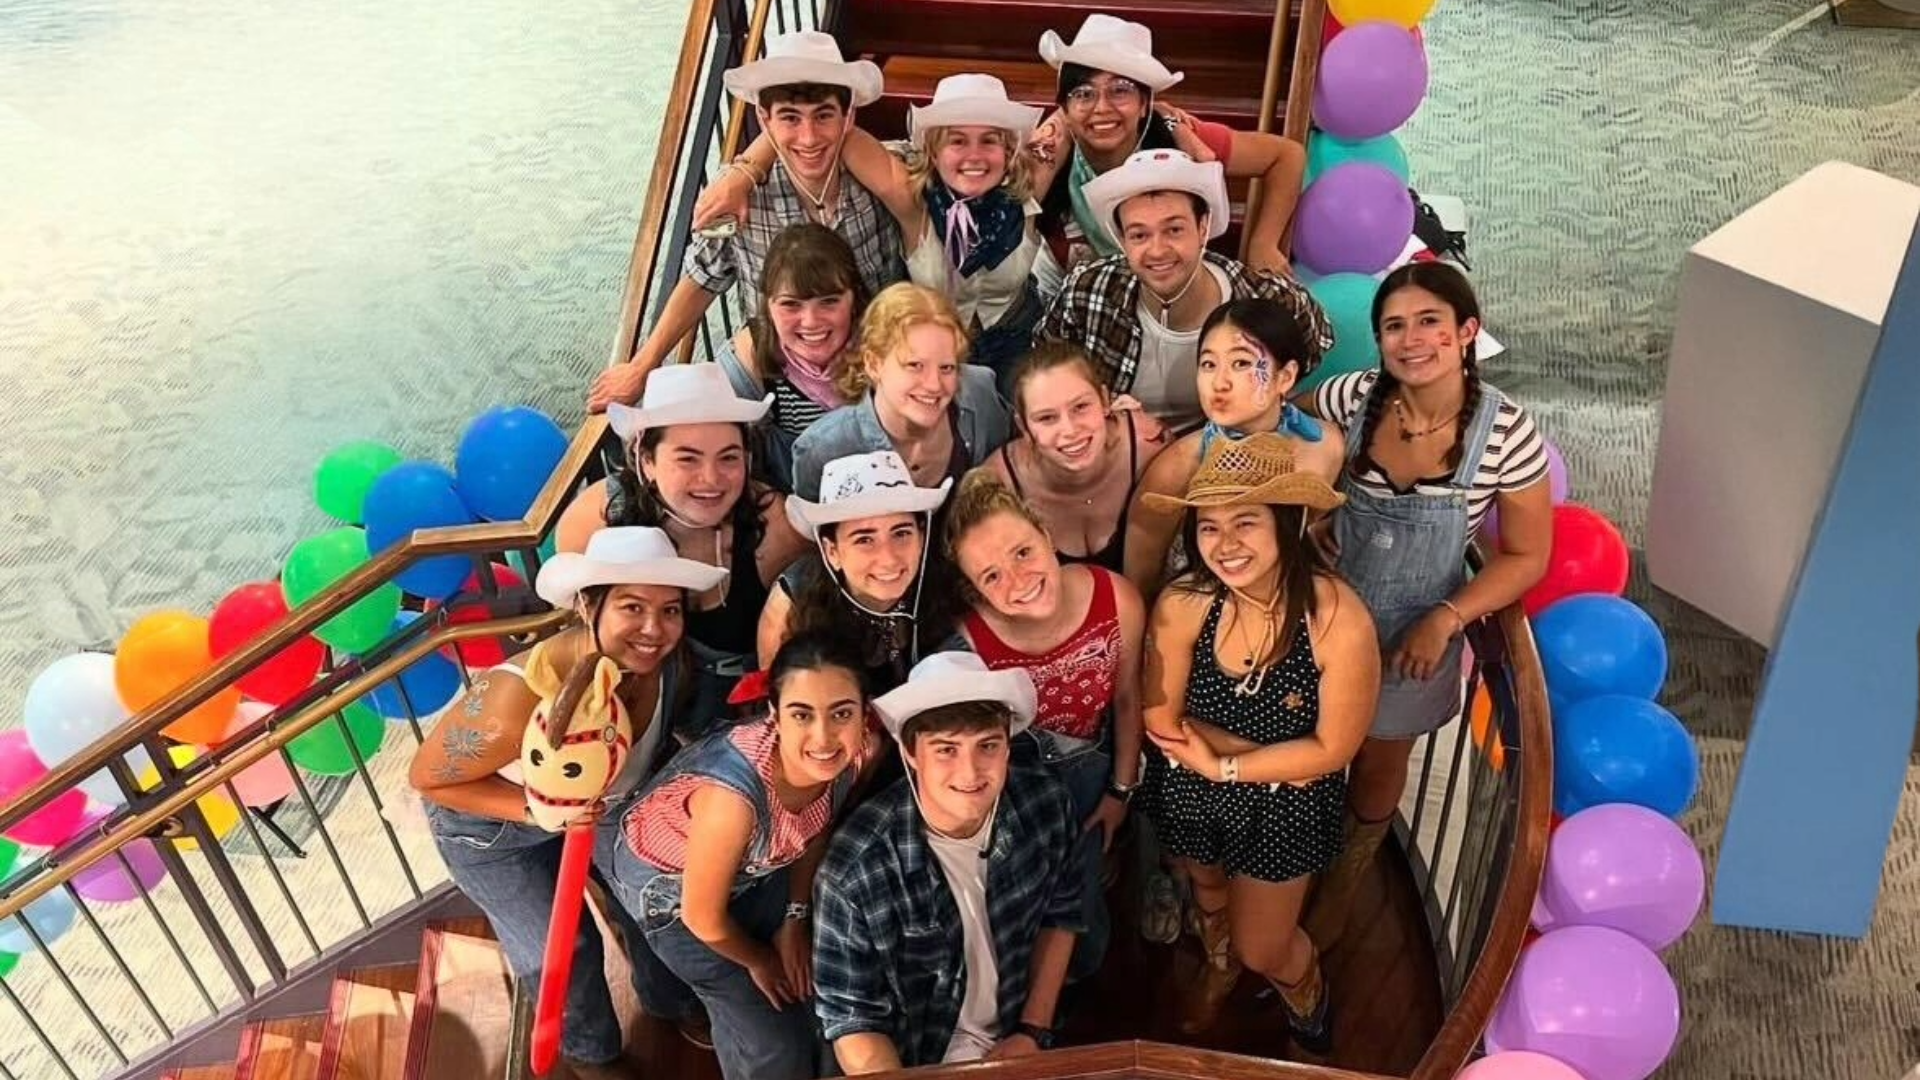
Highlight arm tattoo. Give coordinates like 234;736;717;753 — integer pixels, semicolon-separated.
431;681;501;783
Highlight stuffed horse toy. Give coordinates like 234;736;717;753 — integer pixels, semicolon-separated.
517;642;630;1076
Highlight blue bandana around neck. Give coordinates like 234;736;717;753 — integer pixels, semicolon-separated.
1201;402;1324;456
922;180;1026;279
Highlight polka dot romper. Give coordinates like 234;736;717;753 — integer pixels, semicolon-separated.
1140;591;1348;883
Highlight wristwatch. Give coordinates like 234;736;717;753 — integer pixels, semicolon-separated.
1106;778;1138;803
1014;1021;1057;1050
783;901;810;922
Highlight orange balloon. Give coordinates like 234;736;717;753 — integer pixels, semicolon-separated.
1468;684;1506;772
115;611;241;746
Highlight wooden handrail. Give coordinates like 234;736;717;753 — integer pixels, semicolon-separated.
0;609;571;921
1282;0;1327;145
821;1041;1398;1079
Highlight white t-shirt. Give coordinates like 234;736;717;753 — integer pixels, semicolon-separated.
1132;263;1232;432
927;820;1001;1063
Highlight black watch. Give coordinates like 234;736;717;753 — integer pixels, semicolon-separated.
1014;1021;1057;1050
1106;779;1137;803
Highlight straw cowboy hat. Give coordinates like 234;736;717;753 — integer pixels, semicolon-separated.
536;526;730;608
1038;14;1184;93
784;450;953;539
723;31;884;107
1083;148;1231;246
606;363;772;442
872;652;1037;744
1141;432;1346;515
908;73;1044;143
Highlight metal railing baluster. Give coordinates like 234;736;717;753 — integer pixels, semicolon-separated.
0;977;82;1080
149;746;289;985
120;848;220;1013
1422;721;1475;913
283;752;373;930
67;881;173;1040
339;717;425;902
10;907;128;1065
226;779;323;959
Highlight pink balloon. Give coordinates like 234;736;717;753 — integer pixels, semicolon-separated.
220;702;298;808
1459;1051;1586;1080
0;731;91;847
72;836;169;903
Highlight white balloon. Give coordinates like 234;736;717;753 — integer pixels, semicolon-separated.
23;653;146;806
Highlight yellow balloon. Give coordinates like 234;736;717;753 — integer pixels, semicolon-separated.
137;746;243;852
1329;0;1436;29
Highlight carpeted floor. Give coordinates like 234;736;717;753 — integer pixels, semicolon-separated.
1402;1;1920;1076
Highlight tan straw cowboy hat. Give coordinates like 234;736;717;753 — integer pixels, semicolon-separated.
1141;432;1346;514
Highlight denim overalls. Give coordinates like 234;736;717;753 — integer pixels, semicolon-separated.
1012;725;1112;982
607;725;854;1080
1333;387;1503;739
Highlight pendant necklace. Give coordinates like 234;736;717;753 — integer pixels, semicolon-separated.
1392;397;1459;442
1227;587;1283;697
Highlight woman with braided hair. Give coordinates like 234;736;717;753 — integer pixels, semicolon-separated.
1298;261;1554;950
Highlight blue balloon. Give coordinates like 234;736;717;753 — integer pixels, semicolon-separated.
1301;272;1382;393
456;406;569;522
1533;593;1668;705
363;613;464;720
1554;695;1699;818
1306;131;1411;187
363;461;478;600
0;887;76;954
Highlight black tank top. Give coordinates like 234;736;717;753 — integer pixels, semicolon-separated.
685;523;771;658
1002;411;1142;574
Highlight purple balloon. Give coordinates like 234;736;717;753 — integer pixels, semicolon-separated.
72;838;169;903
1484;436;1569;546
1294;163;1414;275
1540;803;1704;951
1313;22;1430;140
1488;925;1681;1080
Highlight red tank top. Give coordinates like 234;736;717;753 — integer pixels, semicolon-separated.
964;567;1123;740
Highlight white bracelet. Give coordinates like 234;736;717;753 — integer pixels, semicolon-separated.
1219;755;1240;783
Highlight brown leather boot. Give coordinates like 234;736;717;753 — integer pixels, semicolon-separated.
1266;943;1334;1056
1303;812;1393;952
1177;903;1243;1035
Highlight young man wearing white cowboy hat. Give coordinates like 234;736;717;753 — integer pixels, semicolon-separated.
1023;13;1307;276
588;30;907;415
411;525;730;1079
811;652;1086;1072
1034;148;1335;433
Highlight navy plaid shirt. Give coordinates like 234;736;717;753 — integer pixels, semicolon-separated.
811;765;1085;1069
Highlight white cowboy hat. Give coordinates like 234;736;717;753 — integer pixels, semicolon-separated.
536;527;729;608
606;363;772;441
784;450;952;539
1083;148;1231;246
723;31;884;108
872;652;1037;743
1038;14;1183;93
908;73;1044;143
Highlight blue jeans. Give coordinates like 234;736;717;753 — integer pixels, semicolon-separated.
428;797;698;1064
1014;730;1112;983
607;845;819;1080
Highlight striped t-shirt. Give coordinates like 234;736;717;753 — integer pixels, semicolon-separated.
770;376;834;440
1315;369;1548;537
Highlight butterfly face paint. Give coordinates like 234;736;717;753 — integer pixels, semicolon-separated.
1237;330;1276;409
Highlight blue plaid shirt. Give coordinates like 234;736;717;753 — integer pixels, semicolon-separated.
811;765;1085;1068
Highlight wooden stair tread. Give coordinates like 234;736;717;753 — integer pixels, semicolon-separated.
404;928;516;1080
164;1067;237;1080
317;963;419;1080
235;1013;329;1080
876;55;1260;116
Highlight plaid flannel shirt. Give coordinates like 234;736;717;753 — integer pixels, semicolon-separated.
811;765;1085;1069
683;161;906;319
1033;250;1336;396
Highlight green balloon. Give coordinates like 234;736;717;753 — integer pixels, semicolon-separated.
315;441;404;525
287;701;386;776
282;527;403;653
0;950;16;980
0;836;19;878
1306;131;1411;187
1299;272;1383;395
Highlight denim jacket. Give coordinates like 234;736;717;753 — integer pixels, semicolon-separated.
788;365;1012;501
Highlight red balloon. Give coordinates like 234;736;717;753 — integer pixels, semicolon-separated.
432;564;528;669
1322;13;1421;49
209;582;328;708
1522;505;1630;616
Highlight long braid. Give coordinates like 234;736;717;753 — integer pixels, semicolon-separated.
1445;340;1483;474
1347;367;1400;482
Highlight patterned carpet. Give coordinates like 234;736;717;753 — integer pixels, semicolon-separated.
3;0;1919;1077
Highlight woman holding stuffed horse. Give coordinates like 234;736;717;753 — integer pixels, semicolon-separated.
409;526;723;1079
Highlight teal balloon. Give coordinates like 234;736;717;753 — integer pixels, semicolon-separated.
1300;273;1382;394
1306;131;1411;187
507;534;559;581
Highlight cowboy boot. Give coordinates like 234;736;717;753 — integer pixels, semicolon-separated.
1266;942;1334;1057
1303;811;1394;952
1177;903;1243;1035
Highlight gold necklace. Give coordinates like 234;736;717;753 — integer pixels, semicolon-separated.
1225;586;1284;697
1391;397;1460;442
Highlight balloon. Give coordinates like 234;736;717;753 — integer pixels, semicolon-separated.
0;731;92;847
435;563;530;668
136;745;243;852
1312;23;1429;141
23;652;146;805
1329;0;1438;29
1554;696;1699;818
1482;437;1569;548
364;613;464;720
506;534;560;583
1523;504;1629;615
209;582;328;707
114;611;241;746
1300;273;1381;392
216;703;299;808
1307;131;1410;187
363;461;479;601
1323;10;1426;48
1541;803;1705;950
1294;163;1414;276
1457;1051;1585;1080
69;809;170;904
315;440;404;525
1534;594;1668;703
0;887;77;955
286;701;386;776
1486;926;1681;1080
282;527;403;654
456;406;570;522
